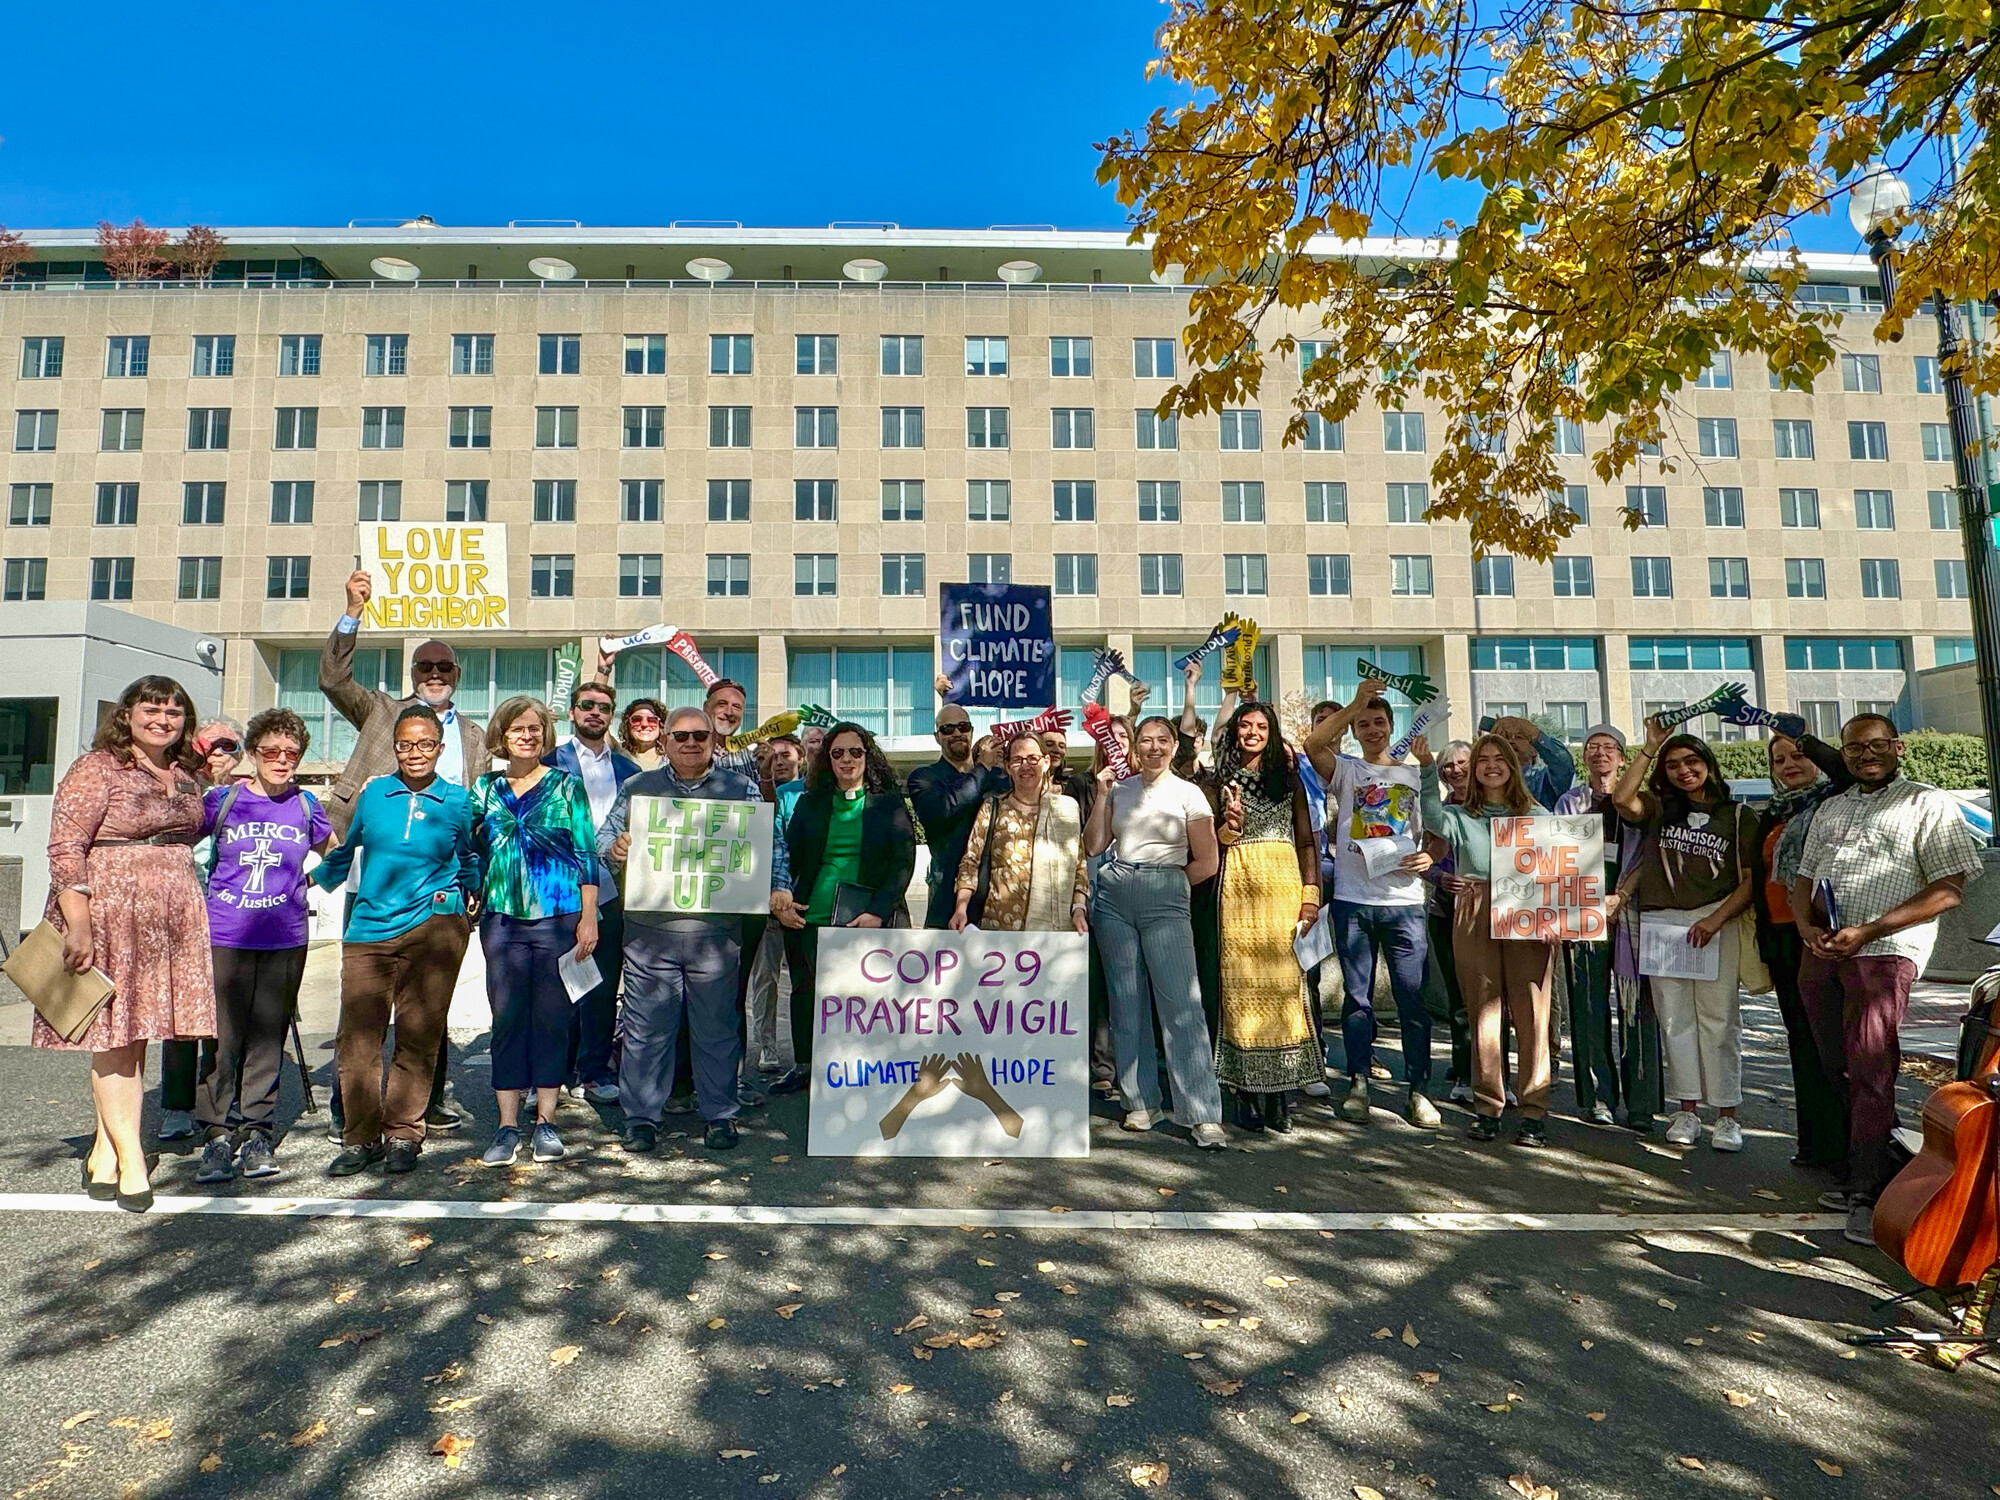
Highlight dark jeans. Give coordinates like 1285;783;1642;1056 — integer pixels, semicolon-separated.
1428;906;1470;1084
1331;900;1432;1089
783;924;824;1072
1762;925;1845;1165
482;911;580;1093
160;1037;216;1114
1801;949;1918;1199
568;902;624;1089
1621;984;1667;1127
196;944;308;1139
1562;941;1619;1113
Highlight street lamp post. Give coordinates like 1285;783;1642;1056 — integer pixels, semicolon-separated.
1851;168;2000;835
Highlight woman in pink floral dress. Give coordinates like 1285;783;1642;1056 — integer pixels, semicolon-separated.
43;676;216;1210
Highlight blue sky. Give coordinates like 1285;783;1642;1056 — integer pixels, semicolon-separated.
0;2;1867;253
0;2;1174;231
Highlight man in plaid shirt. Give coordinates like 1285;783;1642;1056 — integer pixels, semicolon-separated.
1792;712;1985;1244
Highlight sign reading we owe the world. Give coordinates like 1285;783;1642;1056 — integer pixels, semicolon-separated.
808;929;1090;1158
1487;814;1607;941
621;796;775;916
358;522;509;631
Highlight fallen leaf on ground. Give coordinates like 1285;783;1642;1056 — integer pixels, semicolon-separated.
1203;1299;1238;1314
199;1453;221;1473
61;1412;97;1431
998;1389;1013;1403
1725;1390;1756;1408
775;1304;804;1320
1265;1276;1291;1288
429;1397;481;1413
995;1291;1021;1302
973;1308;1003;1320
1402;1323;1421;1347
1684;1337;1705;1347
888;1383;914;1396
138;1419;172;1442
707;1318;727;1330
719;1449;757;1460
332;1288;358;1304
1487;1403;1513;1413
474;1313;496;1326
1202;1377;1244;1396
1580;1339;1595;1350
82;1258;101;1271
923;1334;956;1348
1201;1317;1229;1329
1752;1189;1782;1201
894;1314;929;1335
1290;1410;1312;1424
1048;1205;1069;1214
960;1331;1001;1349
1059;1284;1079;1295
1587;1411;1606;1422
1417;1371;1440;1385
705;1251;729;1261
832;1465;846;1476
1679;1457;1706;1471
976;1257;995;1267
1158;1187;1177;1198
1107;1393;1136;1407
319;1328;384;1349
1357;1488;1388;1500
432;1432;473;1468
1072;1337;1089;1346
290;1419;329;1448
1183;1351;1205;1360
1037;1260;1056;1273
406;1233;433;1250
1372;1327;1394;1339
770;1154;790;1163
549;1345;583;1368
1131;1461;1170;1488
1657;1298;1678;1310
423;1363;464;1385
1814;1460;1844;1477
1240;1316;1263;1330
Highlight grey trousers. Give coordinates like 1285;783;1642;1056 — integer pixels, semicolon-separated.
1092;858;1224;1127
619;920;743;1125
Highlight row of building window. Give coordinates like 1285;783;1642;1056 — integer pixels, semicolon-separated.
11;401;1954;464
21;336;1942;398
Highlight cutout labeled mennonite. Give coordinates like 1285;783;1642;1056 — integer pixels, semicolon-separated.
808;930;1090;1157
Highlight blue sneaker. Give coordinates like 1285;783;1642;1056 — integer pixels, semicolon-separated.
531;1122;565;1163
480;1126;522;1168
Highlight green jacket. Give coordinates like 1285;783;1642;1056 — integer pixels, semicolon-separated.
1419;762;1547;880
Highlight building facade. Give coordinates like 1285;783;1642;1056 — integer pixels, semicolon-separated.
0;224;1974;787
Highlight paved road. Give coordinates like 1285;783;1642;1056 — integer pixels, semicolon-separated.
1;991;1994;1500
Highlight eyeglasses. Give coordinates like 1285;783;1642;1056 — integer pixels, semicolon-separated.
1841;738;1898;758
253;746;300;764
394;739;443;755
412;660;456;678
206;740;240;755
626;712;661;727
668;729;712;744
830;746;867;761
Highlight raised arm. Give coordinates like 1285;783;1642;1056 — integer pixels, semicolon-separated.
1084;767;1118;857
319;571;392;733
1611;714;1665;821
1532;730;1576;800
1302;677;1388;780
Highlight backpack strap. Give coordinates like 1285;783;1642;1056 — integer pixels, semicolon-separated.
205;783;245;879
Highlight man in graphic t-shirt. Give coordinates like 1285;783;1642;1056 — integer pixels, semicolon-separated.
1304;678;1439;1129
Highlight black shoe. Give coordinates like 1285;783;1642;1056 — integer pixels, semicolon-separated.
237;1133;280;1180
385;1140;421;1174
1263;1094;1293;1133
1514;1119;1547;1149
423;1102;464;1132
768;1068;808;1096
81;1157;117;1202
1467;1115;1502;1142
194;1136;238;1185
328;1142;387;1177
622;1121;658;1154
704;1120;741;1151
116;1188;154;1214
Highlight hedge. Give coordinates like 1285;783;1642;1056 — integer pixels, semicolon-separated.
1709;731;1989;789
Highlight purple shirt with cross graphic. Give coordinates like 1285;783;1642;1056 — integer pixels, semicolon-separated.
202;784;332;951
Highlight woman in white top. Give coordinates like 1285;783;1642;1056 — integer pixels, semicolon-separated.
1083;716;1227;1149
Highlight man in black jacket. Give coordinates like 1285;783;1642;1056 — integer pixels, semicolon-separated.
906;704;1008;928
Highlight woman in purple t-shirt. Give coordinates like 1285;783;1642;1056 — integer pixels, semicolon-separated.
192;707;333;1185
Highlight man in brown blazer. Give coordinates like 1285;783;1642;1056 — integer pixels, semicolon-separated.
321;570;489;838
319;568;488;1134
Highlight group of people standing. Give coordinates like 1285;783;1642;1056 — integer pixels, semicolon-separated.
35;586;1987;1244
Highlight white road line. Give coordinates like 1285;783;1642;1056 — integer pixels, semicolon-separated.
0;1194;1846;1234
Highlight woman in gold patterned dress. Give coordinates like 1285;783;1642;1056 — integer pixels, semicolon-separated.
950;732;1090;934
1208;702;1322;1132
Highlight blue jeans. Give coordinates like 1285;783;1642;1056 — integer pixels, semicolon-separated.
1092;858;1224;1127
620;920;743;1125
1332;900;1432;1089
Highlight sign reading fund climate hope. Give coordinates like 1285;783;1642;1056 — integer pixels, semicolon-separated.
808;929;1089;1158
621;796;775;916
940;583;1056;709
358;523;509;631
1487;814;1607;941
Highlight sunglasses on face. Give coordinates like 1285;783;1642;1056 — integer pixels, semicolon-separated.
253;746;300;764
627;713;661;727
830;746;867;761
669;729;711;744
412;661;456;678
574;700;613;714
207;740;240;756
938;722;972;734
394;739;443;755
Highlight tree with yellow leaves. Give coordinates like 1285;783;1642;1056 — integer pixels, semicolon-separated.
1098;0;1997;559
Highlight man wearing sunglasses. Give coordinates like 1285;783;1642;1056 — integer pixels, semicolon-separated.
596;707;791;1152
318;569;488;1136
907;704;1010;929
544;683;642;1105
1792;712;1985;1244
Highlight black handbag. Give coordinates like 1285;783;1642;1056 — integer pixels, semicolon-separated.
964;795;1003;925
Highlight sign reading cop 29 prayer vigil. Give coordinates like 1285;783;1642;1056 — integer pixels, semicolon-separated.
808;929;1089;1158
358;523;510;631
940;582;1056;710
621;796;775;916
1487;814;1607;941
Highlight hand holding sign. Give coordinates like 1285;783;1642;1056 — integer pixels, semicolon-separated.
1389;701;1447;762
1354;659;1439;705
1221;615;1261;693
1713;695;1808;740
991;706;1072;743
1081;703;1131;780
1653;682;1749;730
1174;619;1242;675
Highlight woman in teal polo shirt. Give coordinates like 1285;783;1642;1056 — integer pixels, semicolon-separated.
313;704;478;1177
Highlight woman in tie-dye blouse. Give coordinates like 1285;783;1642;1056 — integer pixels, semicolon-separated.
468;696;600;1167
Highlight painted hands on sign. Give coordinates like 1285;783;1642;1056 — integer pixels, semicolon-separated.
878;1052;1024;1140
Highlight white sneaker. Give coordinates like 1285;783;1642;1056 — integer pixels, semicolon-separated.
1191;1123;1227;1150
1664;1110;1702;1146
1448;1082;1474;1105
757;1049;782;1074
1301;1080;1331;1098
1589;1102;1615;1125
1711;1117;1744;1152
1122;1109;1158;1132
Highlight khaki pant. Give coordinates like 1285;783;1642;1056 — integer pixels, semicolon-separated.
1452;883;1555;1119
337;913;470;1145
